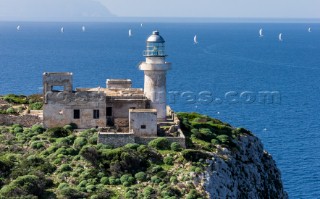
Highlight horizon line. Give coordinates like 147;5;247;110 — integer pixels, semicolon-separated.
0;17;319;23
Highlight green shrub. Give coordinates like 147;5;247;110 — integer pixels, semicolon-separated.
13;126;23;134
29;102;43;110
79;146;100;166
186;189;200;199
170;176;178;184
73;137;87;150
211;139;220;145
78;180;88;188
148;137;170;150
31;125;46;134
86;184;95;192
150;165;163;173
182;149;211;162
69;123;78;130
124;143;140;150
0;127;9;134
0;175;46;197
120;174;135;186
88;135;98;145
63;125;73;131
164;156;174;165
6;107;16;114
46;127;71;138
109;177;120;185
237;127;252;135
58;183;69;190
194;167;202;173
125;190;137;198
27;94;42;104
100;177;109;185
59;164;72;172
143;186;155;198
170;142;182;151
199;128;216;141
55;147;69;156
59;187;85;199
3;94;28;104
151;176;161;184
0;155;14;177
216;134;229;143
160;187;181;198
31;141;45;149
135;172;147;182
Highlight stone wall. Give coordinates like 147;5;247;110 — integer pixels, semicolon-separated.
43;91;106;128
0;114;42;127
129;109;157;137
98;132;135;148
114;118;129;127
107;79;132;89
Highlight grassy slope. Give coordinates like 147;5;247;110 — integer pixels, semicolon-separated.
0;112;252;199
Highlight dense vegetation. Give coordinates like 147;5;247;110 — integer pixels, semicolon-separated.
0;112;251;198
0;94;43;115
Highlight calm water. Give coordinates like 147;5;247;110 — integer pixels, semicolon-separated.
1;22;320;198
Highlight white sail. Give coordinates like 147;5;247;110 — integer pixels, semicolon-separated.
82;26;86;32
194;35;198;44
129;29;132;37
308;27;311;32
259;28;263;37
60;27;64;33
140;23;143;27
16;25;20;31
279;33;283;41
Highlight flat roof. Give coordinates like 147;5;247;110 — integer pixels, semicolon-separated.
129;109;157;112
76;87;145;98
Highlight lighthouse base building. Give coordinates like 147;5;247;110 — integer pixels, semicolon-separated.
42;31;186;148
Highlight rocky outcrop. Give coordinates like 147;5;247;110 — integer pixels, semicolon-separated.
204;135;288;199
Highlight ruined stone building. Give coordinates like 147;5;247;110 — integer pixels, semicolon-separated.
43;31;185;147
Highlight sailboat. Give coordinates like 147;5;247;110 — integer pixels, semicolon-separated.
60;27;64;33
308;27;311;32
194;35;198;44
259;28;263;37
16;25;20;31
278;33;283;42
82;26;86;32
140;23;143;28
129;29;132;37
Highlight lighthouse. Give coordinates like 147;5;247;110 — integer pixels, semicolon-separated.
139;31;171;121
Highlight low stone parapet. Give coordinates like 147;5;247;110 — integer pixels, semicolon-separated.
98;132;135;148
0;114;42;127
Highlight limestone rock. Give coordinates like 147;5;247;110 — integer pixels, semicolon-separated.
204;135;288;199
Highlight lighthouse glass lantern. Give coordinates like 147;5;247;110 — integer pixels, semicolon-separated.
143;31;166;57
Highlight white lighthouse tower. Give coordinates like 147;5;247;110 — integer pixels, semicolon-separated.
139;31;171;121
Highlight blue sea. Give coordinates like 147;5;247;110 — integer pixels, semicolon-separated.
0;22;320;198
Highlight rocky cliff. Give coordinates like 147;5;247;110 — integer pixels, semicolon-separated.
204;134;288;199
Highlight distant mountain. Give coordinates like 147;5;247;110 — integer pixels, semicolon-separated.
0;0;115;21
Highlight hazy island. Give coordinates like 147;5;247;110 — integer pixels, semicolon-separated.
0;94;288;199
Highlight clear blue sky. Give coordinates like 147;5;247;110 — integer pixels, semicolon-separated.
99;0;320;18
0;0;319;21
